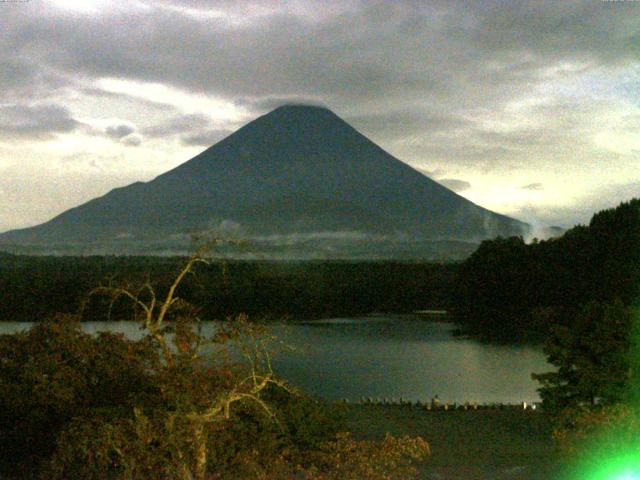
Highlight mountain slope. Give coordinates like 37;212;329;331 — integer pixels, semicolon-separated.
0;105;528;257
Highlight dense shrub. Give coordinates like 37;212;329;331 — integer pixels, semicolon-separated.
0;314;158;478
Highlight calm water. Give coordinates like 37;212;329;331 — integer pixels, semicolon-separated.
1;315;551;404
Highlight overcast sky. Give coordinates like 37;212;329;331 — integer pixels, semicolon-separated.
1;0;639;233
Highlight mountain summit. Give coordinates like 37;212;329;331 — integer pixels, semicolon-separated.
0;105;528;258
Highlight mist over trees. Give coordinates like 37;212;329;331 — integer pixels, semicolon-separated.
453;198;640;342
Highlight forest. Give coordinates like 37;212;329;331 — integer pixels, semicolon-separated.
0;255;455;322
453;198;640;342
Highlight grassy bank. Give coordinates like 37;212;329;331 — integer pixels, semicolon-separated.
345;405;560;479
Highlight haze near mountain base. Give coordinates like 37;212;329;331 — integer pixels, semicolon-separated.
0;105;530;259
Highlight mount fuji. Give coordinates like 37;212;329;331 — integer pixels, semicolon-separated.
0;105;528;258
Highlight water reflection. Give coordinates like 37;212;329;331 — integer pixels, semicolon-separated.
0;316;551;404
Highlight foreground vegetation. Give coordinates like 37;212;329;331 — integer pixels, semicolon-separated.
345;405;557;479
0;254;430;479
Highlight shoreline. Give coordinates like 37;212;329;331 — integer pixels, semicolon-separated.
345;404;560;480
337;398;542;411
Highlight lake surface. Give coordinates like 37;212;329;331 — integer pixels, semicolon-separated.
1;315;551;404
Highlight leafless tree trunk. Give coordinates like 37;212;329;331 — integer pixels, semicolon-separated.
90;246;290;479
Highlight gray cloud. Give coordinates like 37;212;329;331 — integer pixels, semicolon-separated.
105;123;136;139
8;0;635;110
522;182;543;191
235;95;328;112
0;103;81;139
415;167;444;178
141;113;232;146
122;134;143;147
515;181;640;228
0;60;39;94
437;178;472;192
180;129;232;146
473;1;640;66
0;59;71;103
142;113;213;138
2;1;637;153
80;87;177;113
347;109;472;141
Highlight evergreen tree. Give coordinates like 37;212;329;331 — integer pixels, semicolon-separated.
532;301;634;420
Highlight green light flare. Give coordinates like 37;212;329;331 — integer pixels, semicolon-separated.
614;473;640;480
564;308;640;480
563;424;640;480
572;453;640;480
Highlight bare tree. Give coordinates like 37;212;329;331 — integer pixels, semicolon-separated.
90;247;290;480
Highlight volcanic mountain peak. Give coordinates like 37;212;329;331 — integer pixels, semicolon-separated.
260;104;342;121
268;103;334;114
216;103;362;151
0;105;529;258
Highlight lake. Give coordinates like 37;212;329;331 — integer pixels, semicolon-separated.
0;315;551;404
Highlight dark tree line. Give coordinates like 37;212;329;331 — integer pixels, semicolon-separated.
0;255;457;322
452;198;640;342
